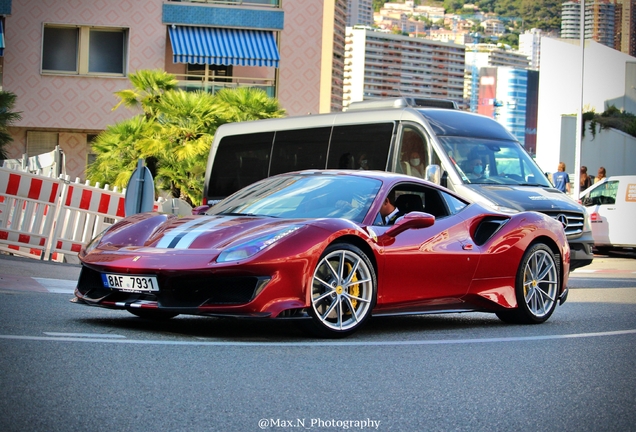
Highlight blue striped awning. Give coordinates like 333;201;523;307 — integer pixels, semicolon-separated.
0;21;5;57
168;26;279;67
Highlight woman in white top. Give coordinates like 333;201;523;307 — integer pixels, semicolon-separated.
401;150;425;178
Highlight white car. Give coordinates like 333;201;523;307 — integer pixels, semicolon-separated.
580;175;636;252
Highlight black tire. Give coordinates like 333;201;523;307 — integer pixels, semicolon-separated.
594;246;612;255
128;309;179;320
305;243;376;338
496;243;560;324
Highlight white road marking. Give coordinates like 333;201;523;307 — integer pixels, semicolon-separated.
1;329;635;347
43;332;125;338
33;278;76;294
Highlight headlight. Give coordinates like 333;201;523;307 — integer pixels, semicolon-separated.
84;228;109;254
583;211;592;233
216;226;302;263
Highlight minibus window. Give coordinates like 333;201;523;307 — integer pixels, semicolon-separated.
269;127;331;175
327;123;394;171
396;127;428;179
207;132;274;199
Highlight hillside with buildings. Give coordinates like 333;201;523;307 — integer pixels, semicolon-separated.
373;0;562;32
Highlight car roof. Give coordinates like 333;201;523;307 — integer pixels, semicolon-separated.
213;105;515;142
606;175;636;181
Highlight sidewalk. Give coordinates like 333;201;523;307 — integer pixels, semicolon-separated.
0;253;80;293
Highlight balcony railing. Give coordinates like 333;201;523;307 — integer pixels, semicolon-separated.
173;73;276;98
166;0;280;7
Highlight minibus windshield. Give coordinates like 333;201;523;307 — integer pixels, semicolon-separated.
438;137;551;187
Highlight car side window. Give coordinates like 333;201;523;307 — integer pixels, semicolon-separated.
374;183;451;226
439;191;467;215
582;180;619;206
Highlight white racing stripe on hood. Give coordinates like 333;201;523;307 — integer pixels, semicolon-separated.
156;217;223;249
168;217;228;249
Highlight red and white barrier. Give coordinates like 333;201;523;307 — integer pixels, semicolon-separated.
0;169;62;260
0;167;126;261
48;179;126;260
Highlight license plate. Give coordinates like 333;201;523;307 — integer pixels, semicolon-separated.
101;274;159;292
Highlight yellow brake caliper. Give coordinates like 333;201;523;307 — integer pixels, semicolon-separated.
345;262;359;311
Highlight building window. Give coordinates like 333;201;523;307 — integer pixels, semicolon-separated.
186;63;233;83
42;25;127;76
26;131;58;157
87;134;99;166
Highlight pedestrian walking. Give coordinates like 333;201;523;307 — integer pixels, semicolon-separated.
552;162;571;193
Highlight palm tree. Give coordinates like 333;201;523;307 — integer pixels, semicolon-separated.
0;91;23;160
112;69;178;120
140;90;223;204
88;70;287;205
86;116;156;189
213;87;286;123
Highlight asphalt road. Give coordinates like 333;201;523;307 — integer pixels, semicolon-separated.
1;252;635;431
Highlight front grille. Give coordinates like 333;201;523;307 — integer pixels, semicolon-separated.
159;275;265;307
541;211;584;237
76;266;264;308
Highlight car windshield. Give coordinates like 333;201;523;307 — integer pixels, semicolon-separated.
439;137;552;187
207;174;382;223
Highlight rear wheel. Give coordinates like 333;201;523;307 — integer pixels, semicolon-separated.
497;243;560;324
306;243;376;338
128;309;179;320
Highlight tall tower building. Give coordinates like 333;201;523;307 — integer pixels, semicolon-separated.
587;0;616;47
519;28;544;70
346;0;373;27
560;0;616;49
561;1;582;39
615;0;636;56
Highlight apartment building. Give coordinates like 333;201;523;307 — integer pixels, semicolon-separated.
343;27;465;109
615;0;636;56
561;0;616;48
519;28;544;70
1;0;344;180
346;0;373;27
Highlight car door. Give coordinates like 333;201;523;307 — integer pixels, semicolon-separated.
373;185;480;308
582;180;619;246
607;180;636;246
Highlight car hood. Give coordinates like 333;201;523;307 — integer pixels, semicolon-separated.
101;214;307;251
465;184;584;213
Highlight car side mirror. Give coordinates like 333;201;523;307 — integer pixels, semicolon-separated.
425;164;441;184
384;212;435;238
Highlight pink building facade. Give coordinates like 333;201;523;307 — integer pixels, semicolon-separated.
1;0;340;180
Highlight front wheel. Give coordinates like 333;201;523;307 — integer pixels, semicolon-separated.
306;243;376;338
497;243;560;324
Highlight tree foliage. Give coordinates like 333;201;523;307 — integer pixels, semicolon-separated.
0;91;23;160
583;106;636;140
87;70;286;205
